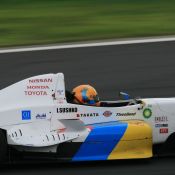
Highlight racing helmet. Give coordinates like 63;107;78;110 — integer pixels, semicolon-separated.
72;85;100;105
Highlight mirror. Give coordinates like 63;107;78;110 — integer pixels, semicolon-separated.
119;92;130;100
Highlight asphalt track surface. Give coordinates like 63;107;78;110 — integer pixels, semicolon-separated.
0;41;175;174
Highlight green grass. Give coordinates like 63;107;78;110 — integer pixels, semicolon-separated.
0;0;175;47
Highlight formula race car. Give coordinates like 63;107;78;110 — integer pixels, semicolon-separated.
0;73;175;163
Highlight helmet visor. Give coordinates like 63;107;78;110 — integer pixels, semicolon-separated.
88;95;100;105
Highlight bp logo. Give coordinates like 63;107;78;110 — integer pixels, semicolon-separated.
143;108;152;119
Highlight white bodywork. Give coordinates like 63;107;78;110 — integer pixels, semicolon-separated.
0;73;174;152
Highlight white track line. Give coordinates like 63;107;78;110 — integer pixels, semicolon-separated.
0;36;175;54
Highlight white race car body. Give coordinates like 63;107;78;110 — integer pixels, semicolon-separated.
0;73;174;162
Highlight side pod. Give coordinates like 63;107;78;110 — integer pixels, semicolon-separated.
108;120;152;159
72;120;152;161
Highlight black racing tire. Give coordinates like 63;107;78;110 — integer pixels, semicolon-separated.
153;132;175;157
0;130;7;162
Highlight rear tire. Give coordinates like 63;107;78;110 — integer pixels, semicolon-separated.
153;132;175;157
0;130;7;162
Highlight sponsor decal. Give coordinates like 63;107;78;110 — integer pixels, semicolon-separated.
57;90;64;95
143;108;152;119
57;107;78;113
25;91;48;96
25;79;52;96
160;128;168;134
155;116;168;123
155;124;168;128
36;113;46;119
77;113;99;117
103;111;112;117
27;86;49;89
58;128;66;133
57;98;65;104
22;110;31;120
29;78;52;83
116;112;136;116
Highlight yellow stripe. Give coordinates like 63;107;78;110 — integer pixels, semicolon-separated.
108;120;152;159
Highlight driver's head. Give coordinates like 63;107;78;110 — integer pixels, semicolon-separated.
72;85;100;106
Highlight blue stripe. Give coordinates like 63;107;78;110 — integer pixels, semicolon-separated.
82;88;96;105
72;122;128;161
82;89;88;102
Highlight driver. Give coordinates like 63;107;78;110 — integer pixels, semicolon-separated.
72;85;100;106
